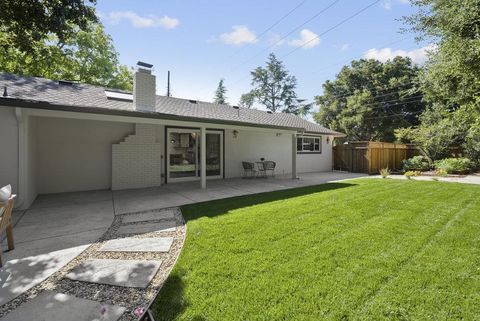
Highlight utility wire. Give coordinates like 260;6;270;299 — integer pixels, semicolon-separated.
228;0;309;59
281;0;381;58
229;0;341;72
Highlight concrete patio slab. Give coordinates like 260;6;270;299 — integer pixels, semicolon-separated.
0;291;125;321
0;198;114;305
66;258;162;288
116;220;177;235
113;188;194;214
30;190;113;209
99;237;174;252
120;208;176;223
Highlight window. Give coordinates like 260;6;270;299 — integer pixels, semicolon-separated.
297;136;322;153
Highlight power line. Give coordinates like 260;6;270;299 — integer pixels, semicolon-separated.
311;36;411;74
228;0;309;59
318;80;421;101
281;0;381;58
363;109;424;120
229;0;341;72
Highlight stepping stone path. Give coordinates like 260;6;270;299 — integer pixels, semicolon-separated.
66;258;162;288
1;291;126;321
116;220;177;235
0;207;186;321
99;237;174;253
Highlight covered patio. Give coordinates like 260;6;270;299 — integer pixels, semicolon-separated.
0;171;365;313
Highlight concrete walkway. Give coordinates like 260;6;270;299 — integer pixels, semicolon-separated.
373;173;480;185
0;171;365;320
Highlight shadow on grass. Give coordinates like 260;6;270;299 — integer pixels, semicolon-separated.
181;182;357;221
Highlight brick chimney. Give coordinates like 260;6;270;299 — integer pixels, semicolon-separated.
133;61;156;111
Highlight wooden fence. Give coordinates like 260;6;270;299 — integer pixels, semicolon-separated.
333;142;421;174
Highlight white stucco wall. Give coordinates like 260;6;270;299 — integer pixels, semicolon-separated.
297;135;333;173
35;117;134;194
0;106;19;193
224;128;294;178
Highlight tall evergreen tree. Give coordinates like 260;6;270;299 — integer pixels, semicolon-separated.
213;79;228;104
247;53;298;113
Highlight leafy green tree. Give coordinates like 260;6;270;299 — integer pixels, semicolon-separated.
248;53;298;113
397;0;480;162
314;57;426;141
239;92;255;109
213;79;228;104
0;23;132;90
0;0;97;52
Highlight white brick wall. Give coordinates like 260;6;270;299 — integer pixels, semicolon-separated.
112;124;162;190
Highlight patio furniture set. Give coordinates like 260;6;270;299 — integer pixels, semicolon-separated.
242;160;276;178
0;184;15;267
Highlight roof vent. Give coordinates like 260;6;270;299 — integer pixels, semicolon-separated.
3;86;7;97
105;90;133;102
267;110;273;114
188;100;198;104
58;80;74;86
232;105;240;109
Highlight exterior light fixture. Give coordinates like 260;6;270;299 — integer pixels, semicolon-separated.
326;136;330;144
233;130;238;139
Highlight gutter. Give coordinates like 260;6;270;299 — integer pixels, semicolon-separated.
0;97;306;133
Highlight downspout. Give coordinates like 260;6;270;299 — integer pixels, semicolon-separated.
15;107;26;209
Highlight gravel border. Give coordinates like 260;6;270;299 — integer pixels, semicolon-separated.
0;207;186;321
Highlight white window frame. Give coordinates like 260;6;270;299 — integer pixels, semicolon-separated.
297;135;322;154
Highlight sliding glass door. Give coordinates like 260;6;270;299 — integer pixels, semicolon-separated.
167;128;223;182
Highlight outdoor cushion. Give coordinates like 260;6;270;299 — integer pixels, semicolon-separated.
0;185;11;202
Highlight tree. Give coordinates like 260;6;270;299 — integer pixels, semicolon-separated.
396;0;480;161
314;57;426;141
0;0;98;52
213;79;228;104
294;99;314;119
239;92;255;109
248;53;298;113
0;22;133;90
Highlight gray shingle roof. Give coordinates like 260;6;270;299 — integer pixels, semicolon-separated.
0;72;343;135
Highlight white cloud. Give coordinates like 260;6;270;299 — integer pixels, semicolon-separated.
288;29;321;49
105;11;180;29
381;0;410;10
219;25;257;46
363;45;435;64
334;43;350;51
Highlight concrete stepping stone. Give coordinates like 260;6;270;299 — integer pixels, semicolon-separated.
66;258;161;288
116;220;177;235
1;291;125;321
99;237;174;252
120;208;176;223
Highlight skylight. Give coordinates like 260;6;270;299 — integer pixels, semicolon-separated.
105;90;133;102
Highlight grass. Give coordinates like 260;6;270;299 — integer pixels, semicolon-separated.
153;179;480;321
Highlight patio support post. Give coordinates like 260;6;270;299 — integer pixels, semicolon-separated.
200;126;207;189
292;133;297;179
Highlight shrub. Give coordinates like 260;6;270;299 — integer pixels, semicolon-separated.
380;168;391;178
435;168;448;177
434;157;475;174
402;156;431;172
404;171;421;179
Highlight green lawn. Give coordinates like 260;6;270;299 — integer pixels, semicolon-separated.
153;179;480;321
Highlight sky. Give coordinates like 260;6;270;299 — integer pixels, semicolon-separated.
96;0;429;111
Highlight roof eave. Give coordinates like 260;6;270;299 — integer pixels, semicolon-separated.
0;97;305;132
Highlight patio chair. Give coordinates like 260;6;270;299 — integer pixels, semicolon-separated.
0;194;16;267
256;161;267;178
242;161;256;178
264;161;276;177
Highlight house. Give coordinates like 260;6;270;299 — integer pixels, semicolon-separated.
0;63;343;209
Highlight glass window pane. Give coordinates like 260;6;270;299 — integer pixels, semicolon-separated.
297;137;303;151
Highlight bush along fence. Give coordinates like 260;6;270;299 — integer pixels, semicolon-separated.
333;141;421;174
